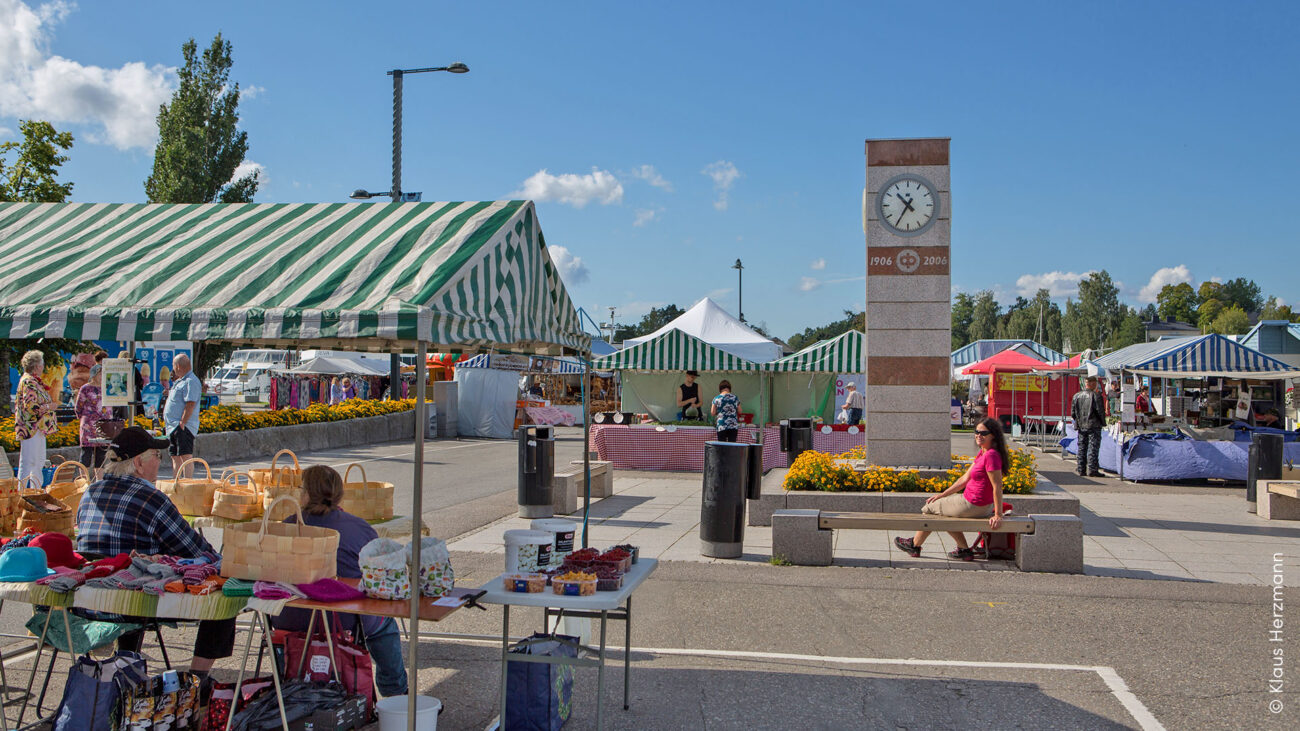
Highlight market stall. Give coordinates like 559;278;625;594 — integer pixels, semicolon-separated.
959;348;1077;430
1066;334;1300;480
0;199;591;727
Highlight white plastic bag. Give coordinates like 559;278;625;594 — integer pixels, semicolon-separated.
408;537;454;598
835;408;849;424
358;538;410;600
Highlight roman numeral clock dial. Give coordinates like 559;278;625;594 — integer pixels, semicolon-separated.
877;175;939;237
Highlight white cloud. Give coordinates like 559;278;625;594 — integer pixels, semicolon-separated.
632;207;662;227
1210;275;1224;284
0;0;175;150
1015;270;1092;298
701;160;740;210
1137;264;1193;303
799;276;822;292
241;84;265;99
706;287;733;301
627;164;672;192
511;168;623;208
547;245;590;286
810;258;826;271
232;159;265;186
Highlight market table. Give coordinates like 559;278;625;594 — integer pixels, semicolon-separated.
225;578;485;731
592;425;866;471
1020;415;1067;452
477;558;658;729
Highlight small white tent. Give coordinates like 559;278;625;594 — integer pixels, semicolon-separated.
624;297;782;363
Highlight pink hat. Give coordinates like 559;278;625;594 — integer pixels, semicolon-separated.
296;578;365;603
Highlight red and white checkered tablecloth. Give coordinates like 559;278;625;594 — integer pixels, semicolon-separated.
592;425;868;472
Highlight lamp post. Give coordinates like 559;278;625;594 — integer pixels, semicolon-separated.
350;62;469;202
732;259;745;322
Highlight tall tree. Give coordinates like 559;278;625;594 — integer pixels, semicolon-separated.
951;292;974;350
787;309;863;351
1219;277;1264;314
1062;271;1122;351
1197;298;1224;333
1111;307;1146;350
145;33;259;203
0;120;74;202
968;290;1001;342
1260;297;1298;323
1156;282;1198;323
1197;281;1224;303
615;304;687;342
1208;305;1251;335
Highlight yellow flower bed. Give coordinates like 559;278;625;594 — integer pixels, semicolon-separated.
783;446;1037;494
0;400;415;452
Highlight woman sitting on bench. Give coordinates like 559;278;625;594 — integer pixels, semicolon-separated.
895;417;1007;561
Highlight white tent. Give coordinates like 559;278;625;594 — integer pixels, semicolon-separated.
623;297;782;363
280;356;389;376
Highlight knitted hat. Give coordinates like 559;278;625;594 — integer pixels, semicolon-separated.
296;578;366;603
29;532;85;570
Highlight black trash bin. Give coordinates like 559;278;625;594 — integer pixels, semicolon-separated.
745;442;764;500
1247;432;1284;514
701;441;751;558
518;425;556;518
781;418;814;467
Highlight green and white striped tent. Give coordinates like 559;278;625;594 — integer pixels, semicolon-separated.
592;327;762;372
764;330;864;372
0;200;589;353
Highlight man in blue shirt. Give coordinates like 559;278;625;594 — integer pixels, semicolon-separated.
163;353;201;478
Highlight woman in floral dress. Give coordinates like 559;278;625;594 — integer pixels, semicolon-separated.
14;350;57;484
75;358;114;473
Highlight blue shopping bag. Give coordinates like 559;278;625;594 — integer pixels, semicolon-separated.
505;633;578;731
41;464;55;487
52;650;148;731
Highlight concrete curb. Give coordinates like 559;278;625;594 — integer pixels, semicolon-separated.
8;410;417;469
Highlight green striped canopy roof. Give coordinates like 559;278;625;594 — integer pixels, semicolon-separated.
592;328;761;371
0;201;589;352
764;330;864;372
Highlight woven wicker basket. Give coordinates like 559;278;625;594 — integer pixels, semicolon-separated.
219;495;339;584
211;471;262;521
340;464;395;521
250;450;304;520
0;477;22;536
45;461;89;508
16;490;74;537
158;458;221;516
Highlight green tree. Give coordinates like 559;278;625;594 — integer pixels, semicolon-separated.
1111;307;1146;350
1260;297;1298;323
1208;305;1251;335
1219;277;1263;314
145;33;259;203
1156;282;1198;323
615;304;686;342
787;309;864;351
0;120;74;202
951;292;974;350
968;290;1001;342
1197;298;1225;333
1062;271;1122;351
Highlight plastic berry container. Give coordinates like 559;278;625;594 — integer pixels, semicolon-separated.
552;572;597;596
503;573;547;593
612;544;640;564
594;567;624;591
598;550;632;573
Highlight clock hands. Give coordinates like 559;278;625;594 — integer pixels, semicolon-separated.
893;192;916;227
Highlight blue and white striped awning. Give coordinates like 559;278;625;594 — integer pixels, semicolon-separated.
1107;334;1300;379
458;353;588;373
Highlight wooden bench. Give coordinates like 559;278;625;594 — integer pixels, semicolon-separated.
551;461;615;515
1260;481;1300;520
772;508;1083;573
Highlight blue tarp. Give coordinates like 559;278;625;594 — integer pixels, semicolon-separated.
1062;424;1300;481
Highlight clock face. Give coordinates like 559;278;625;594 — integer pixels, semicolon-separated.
877;175;938;236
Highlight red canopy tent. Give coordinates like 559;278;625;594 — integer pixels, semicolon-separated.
962;349;1079;422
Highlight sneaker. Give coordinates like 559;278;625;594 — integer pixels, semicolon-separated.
948;547;975;561
1088;471;1104;477
894;536;921;557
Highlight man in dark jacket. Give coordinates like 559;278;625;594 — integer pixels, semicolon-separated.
1071;375;1107;477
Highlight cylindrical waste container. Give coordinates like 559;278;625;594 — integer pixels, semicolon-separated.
745;442;763;500
701;441;751;557
518;425;555;518
784;418;813;467
1247;432;1285;513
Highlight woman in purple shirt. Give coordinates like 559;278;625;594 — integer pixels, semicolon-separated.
894;417;1008;561
272;466;407;697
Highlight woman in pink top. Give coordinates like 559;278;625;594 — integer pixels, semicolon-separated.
895;417;1008;561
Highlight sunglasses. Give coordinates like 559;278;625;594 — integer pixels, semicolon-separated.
974;430;991;437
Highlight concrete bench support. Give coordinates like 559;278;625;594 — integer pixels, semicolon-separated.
1015;514;1084;574
1260;481;1300;521
772;509;832;566
552;470;579;515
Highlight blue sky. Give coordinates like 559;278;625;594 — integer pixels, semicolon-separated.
2;0;1296;341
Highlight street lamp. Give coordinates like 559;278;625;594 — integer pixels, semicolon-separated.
732;259;745;322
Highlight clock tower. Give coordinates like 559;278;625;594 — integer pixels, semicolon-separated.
863;138;952;468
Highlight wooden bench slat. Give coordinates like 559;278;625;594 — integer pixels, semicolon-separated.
1267;483;1300;500
819;511;1034;534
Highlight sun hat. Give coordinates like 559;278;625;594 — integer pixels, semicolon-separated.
29;532;85;570
685;370;699;377
0;547;57;583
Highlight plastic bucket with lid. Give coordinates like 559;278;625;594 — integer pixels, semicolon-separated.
529;518;578;560
376;695;441;731
503;529;554;572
